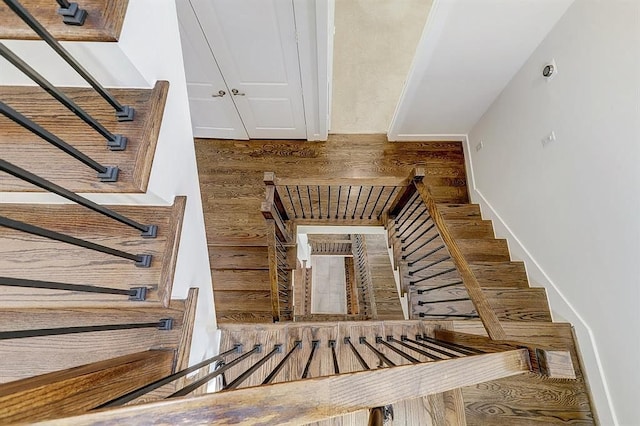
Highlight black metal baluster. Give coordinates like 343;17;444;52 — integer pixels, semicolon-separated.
0;160;157;237
418;335;485;355
343;186;351;219
296;186;306;219
317;185;322;219
100;345;242;407
344;336;369;370
307;185;314;218
329;340;340;374
0;276;147;300
416;281;464;294
224;344;282;390
394;193;420;224
377;186;398;219
335;186;341;219
403;223;435;248
262;341;302;384
402;244;444;264
359;336;395;367
368;186;384;219
4;0;134;120
410;256;451;276
418;313;479;319
0;319;172;340
351;187;363;219
401;216;431;243
326;186;331;219
360;186;374;219
0;216;152;267
0;45;127;150
388;336;442;360
412;335;471;358
168;345;262;398
418;297;470;306
284;186;298;218
0;104;120;180
403;234;441;262
301;340;319;378
397;206;427;236
410;268;457;286
377;336;420;363
55;0;87;25
402;336;460;358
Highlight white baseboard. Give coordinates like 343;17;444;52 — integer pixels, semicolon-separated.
388;134;466;142
462;136;616;425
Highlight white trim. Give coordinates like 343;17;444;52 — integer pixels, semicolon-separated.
389;133;466;142
462;135;617;426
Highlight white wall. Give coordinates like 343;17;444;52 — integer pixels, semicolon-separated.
467;2;639;424
388;0;573;140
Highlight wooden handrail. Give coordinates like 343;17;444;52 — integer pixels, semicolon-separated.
269;175;413;187
44;349;531;425
0;350;174;424
412;178;507;340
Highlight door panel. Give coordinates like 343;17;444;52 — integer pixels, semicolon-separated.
192;0;307;139
177;1;248;139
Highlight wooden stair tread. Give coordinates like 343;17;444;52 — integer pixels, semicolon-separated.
213;290;272;313
0;81;168;193
211;269;270;291
0;0;128;42
436;204;482;220
453;321;595;425
0;302;188;384
455;239;510;262
442;219;495;239
0;197;185;308
208;245;269;270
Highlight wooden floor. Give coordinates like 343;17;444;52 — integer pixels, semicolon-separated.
195;136;468;247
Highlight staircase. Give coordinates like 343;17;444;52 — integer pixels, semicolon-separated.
0;1;205;422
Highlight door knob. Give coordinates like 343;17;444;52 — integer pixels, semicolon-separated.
231;88;245;96
211;90;226;97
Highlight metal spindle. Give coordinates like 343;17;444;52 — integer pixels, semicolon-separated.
307;185;314;218
224;344;282;390
410;335;468;358
0;104;119;181
359;336;395;367
410;268;457;286
418;297;470;305
262;341;302;384
388;336;442;360
0;318;172;340
403;223;435;248
317;185;322;218
296;186;306;218
406;244;445;265
344;336;370;370
416;281;464;294
359;186;374;219
0;45;127;150
55;0;87;25
377;336;420;363
419;334;484;355
327;186;331;218
368;186;384;219
418;312;479;319
377;186;398;219
397;207;427;236
343;186;351;219
301;340;319;378
351;187;363;219
394;193;420;223
401;216;431;243
410;256;451;275
0;216;152;267
335;186;341;219
284;186;298;218
0;276;147;300
100;345;242;407
329;340;340;374
403;233;440;261
4;0;133;120
0;160;157;237
169;345;261;398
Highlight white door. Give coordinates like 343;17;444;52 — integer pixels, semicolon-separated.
191;0;307;139
177;1;249;139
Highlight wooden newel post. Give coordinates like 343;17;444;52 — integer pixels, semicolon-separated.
263;171;289;222
388;167;425;218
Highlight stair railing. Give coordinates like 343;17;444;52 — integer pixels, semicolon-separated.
3;0;134;121
55;0;87;25
387;168;508;340
262;172;294;322
21;324;575;425
352;234;375;319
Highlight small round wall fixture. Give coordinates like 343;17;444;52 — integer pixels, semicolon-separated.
543;64;555;78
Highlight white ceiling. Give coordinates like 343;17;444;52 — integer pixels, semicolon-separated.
388;0;574;139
